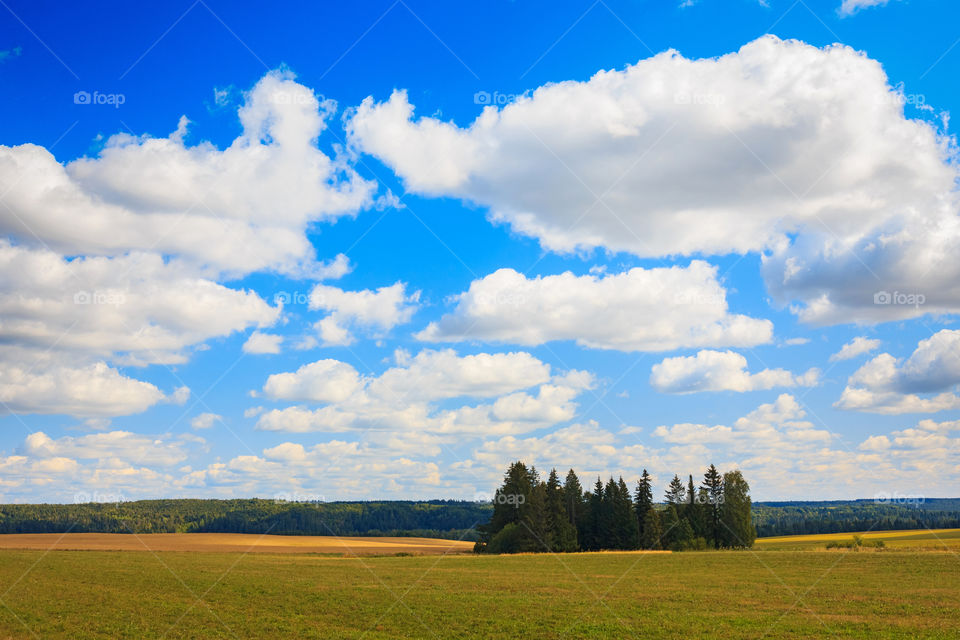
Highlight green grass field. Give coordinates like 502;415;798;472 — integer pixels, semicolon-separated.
0;541;958;638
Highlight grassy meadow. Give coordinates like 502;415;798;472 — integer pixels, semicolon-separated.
0;533;958;639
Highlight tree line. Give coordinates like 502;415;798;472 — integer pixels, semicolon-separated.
752;499;960;536
0;499;487;540
474;462;756;553
0;495;955;540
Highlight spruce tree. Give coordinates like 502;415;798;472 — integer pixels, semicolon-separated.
661;504;681;549
479;461;537;553
524;475;551;552
546;468;578;551
634;469;653;542
485;462;532;532
702;464;723;549
673;517;696;551
641;507;663;550
604;477;639;550
618;477;640;549
562;469;583;528
665;474;686;507
585;477;605;550
686;474;697;528
719;470;756;549
602;477;620;549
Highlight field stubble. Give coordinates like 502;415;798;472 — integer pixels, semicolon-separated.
0;535;957;639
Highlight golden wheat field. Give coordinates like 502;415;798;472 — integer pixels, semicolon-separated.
0;532;475;555
755;528;960;550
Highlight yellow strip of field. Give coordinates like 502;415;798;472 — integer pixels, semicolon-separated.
0;533;475;555
755;528;960;550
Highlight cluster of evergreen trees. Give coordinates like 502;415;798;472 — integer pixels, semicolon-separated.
474;462;756;553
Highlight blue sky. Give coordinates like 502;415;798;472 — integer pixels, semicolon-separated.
0;0;958;503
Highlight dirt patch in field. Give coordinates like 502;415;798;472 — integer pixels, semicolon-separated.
0;533;475;555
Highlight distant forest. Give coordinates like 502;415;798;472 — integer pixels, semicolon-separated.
474;462;755;553
753;499;960;536
0;499;488;540
0;493;956;541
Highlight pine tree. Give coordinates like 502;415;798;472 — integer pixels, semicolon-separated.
485;462;532;532
634;469;653;542
661;504;681;549
602;477;620;549
585;477;606;550
562;469;583;528
685;474;705;540
702;464;723;549
673;517;696;551
546;468;578;551
579;489;593;550
479;461;538;553
719;470;756;549
524;475;550;552
665;475;686;507
641;507;663;550
610;477;639;549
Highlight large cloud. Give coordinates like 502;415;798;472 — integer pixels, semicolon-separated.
348;36;960;326
0;363;168;417
835;329;960;414
0;242;278;366
22;431;195;467
416;261;772;351
255;348;590;435
0;70;380;418
0;241;275;416
1;70;374;278
650;349;819;393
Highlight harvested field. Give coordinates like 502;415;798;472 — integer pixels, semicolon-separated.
0;533;474;555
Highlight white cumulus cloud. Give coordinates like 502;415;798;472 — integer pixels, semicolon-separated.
190;413;222;430
348;36;960;327
256;349;589;436
416;262;772;352
835;329;960;413
650;350;820;393
310;282;419;346
830;336;881;362
242;332;283;355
